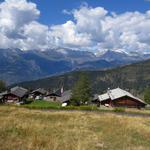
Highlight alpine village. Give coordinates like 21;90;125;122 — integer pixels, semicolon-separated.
0;72;149;109
1;0;150;150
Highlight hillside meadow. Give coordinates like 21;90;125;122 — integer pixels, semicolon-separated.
0;106;150;150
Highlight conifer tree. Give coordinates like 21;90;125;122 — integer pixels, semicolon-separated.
0;80;6;92
144;87;150;104
71;73;91;105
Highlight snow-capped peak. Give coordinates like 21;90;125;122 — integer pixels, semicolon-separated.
56;48;68;55
95;49;129;57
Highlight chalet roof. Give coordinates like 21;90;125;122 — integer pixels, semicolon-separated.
54;88;62;97
0;91;8;99
98;88;146;104
46;93;61;97
93;94;99;101
98;93;110;101
46;88;62;97
10;86;28;98
0;91;8;96
32;88;46;95
58;90;72;103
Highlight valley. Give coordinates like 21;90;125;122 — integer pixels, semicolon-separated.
16;59;150;95
0;48;149;85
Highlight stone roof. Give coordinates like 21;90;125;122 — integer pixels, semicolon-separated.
32;88;47;95
10;86;28;98
46;88;63;97
0;91;8;96
98;88;146;104
58;90;72;103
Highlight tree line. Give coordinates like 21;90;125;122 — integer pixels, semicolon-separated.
0;76;150;105
70;74;150;105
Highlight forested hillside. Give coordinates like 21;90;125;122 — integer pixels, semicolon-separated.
16;59;150;95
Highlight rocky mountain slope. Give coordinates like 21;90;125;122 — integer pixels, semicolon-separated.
15;59;150;95
0;48;149;84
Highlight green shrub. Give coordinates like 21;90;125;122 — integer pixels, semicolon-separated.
61;105;77;110
144;88;150;104
23;100;61;110
78;105;98;111
113;107;125;113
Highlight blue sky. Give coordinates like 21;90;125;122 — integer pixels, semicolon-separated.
29;0;150;25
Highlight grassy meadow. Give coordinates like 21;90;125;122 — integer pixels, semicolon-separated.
23;100;61;109
0;106;150;150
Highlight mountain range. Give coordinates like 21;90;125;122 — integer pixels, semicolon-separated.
0;48;150;85
15;59;150;95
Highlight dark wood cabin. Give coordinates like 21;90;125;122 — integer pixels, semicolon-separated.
0;91;7;103
91;94;101;107
58;90;72;104
45;93;61;101
3;93;21;103
31;88;47;99
45;88;62;102
101;96;146;108
98;88;146;108
3;86;28;103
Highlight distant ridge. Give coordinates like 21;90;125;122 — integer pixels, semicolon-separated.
15;59;150;95
1;48;150;85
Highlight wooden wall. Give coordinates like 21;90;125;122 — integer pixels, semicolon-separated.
101;96;145;108
3;94;19;102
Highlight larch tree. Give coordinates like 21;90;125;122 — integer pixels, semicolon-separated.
71;73;91;106
0;80;6;92
144;87;150;104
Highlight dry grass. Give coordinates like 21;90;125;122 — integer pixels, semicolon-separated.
0;106;150;150
125;108;150;115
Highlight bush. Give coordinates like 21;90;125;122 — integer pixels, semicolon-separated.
113;107;125;113
24;98;33;104
61;105;77;110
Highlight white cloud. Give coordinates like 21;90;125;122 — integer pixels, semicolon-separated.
0;0;39;38
50;21;92;48
0;0;149;54
49;6;150;53
0;33;12;49
74;6;108;42
21;21;50;50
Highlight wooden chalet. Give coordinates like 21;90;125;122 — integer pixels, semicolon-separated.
91;94;100;107
0;91;8;103
45;89;71;105
31;88;47;100
45;93;61;101
97;88;146;108
3;86;28;103
57;90;72;104
45;89;62;101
